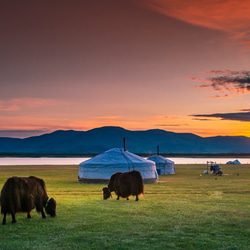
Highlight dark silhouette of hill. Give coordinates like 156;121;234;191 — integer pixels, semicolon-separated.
0;126;250;154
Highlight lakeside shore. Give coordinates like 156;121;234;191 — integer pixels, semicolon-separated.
1;152;250;158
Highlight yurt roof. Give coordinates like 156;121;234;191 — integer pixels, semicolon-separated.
148;154;174;164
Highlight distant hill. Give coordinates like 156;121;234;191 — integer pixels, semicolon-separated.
0;126;250;154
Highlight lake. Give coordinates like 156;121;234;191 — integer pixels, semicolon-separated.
0;157;250;165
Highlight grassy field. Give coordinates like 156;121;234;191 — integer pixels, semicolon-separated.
0;164;249;249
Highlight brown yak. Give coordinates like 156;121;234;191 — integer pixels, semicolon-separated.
1;176;56;225
103;170;144;201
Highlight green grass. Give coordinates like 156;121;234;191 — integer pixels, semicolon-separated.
0;164;249;249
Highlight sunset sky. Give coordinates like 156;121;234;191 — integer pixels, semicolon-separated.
1;0;250;138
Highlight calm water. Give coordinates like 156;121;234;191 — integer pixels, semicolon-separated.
0;157;250;165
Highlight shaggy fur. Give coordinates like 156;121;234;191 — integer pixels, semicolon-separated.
1;176;56;225
103;170;144;201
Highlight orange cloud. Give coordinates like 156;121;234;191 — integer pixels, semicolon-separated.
240;40;250;50
0;98;68;111
142;0;250;38
237;108;250;112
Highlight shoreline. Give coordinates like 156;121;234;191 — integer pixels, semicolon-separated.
0;152;250;158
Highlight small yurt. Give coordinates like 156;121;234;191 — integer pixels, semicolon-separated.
78;148;158;184
147;154;175;175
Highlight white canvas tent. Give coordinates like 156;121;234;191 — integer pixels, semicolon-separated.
78;148;158;183
147;155;175;175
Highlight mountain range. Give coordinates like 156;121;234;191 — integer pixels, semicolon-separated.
0;126;250;154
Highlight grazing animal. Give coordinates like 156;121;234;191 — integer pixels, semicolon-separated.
1;176;56;225
103;170;144;201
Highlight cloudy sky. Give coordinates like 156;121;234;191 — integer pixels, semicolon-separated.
0;0;250;138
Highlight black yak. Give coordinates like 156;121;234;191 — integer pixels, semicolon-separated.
103;170;144;201
1;176;56;225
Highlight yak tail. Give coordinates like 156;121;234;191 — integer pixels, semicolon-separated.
135;171;144;195
140;178;144;195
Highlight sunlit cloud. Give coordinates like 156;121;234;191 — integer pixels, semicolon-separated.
0;97;67;112
237;108;250;112
141;0;250;39
192;118;213;121
0;115;74;131
155;124;189;127
208;94;230;99
241;41;250;44
240;41;250;51
92;116;123;121
193;70;250;98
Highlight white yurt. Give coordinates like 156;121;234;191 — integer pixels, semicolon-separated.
147;154;175;175
78;148;158;184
